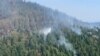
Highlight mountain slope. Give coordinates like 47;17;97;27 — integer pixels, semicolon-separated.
0;0;100;36
0;0;100;56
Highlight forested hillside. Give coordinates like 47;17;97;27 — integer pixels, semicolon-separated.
0;0;100;56
0;27;100;56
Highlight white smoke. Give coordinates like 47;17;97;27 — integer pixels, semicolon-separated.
39;27;52;40
39;27;52;36
58;35;76;56
71;27;82;35
23;0;33;2
39;28;77;55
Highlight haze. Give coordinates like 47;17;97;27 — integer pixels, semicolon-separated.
25;0;100;23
